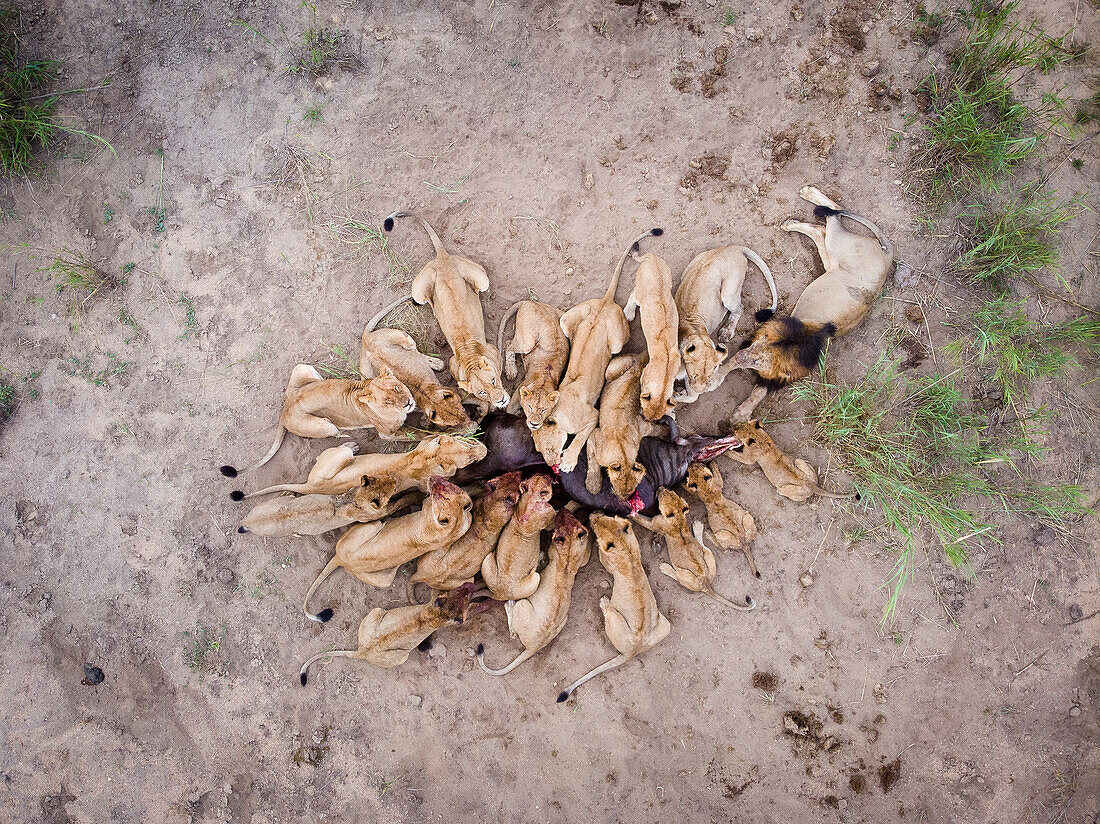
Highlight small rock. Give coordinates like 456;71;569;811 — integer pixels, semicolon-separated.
799;573;814;588
744;27;762;41
216;567;236;586
427;643;447;659
790;5;803;20
82;663;105;685
408;694;422;706
584;172;594;190
1068;603;1084;621
861;59;882;78
1069;705;1081;717
565;267;574;275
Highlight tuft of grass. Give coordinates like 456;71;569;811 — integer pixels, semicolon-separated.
177;294;200;339
315;342;359;379
303;101;326;125
948;296;1100;404
182;623;227;676
44;250;123;297
0;377;16;422
953;190;1076;284
793;348;1088;619
719;7;736;27
325;216;411;287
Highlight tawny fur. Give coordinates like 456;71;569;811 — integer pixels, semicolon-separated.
586;354;654;498
407;471;522;599
240;437;487;498
683;462;760;578
674;245;777;403
239;483;417;537
497;300;569;430
481;473;556;601
624;252;681;421
557;514;670;701
632;489;754;611
300;583;479;682
224;363;414;476
533;230;659;471
302;477;472;620
360;327;471;431
385;211;508;415
477;509;591;675
725;420;856;502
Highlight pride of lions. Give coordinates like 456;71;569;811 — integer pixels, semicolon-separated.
220;184;893;701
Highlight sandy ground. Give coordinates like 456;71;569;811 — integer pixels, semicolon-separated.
1;0;1098;821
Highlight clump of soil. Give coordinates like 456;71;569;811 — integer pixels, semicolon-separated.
850;773;867;793
879;758;902;793
752;671;779;691
783;709;841;756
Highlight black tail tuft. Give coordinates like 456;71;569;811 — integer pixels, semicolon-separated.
417;637;433;652
556;690;569;703
745;595;755;606
813;205;841;219
476;643;485;655
300;672;308;686
316;608;334;623
854;492;862;501
754;308;775;322
220;465;238;478
237;526;248;534
822;322;837;337
383;216;395;232
755;570;762;579
651;227;664;237
630;241;640;254
229;490;245;502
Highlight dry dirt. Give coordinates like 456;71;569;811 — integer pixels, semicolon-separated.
1;1;1098;822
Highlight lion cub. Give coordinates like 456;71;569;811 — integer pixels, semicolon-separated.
674;245;777;403
384;211;508;414
477;509;591;676
481;474;556;601
300;583;482;683
587;354;654;498
360;327;472;430
235;436;487;500
498;300;570;430
633;489;754;611
238;481;412;537
624;252;680;422
302;477;472;622
726;421;855;502
407;471;522;599
221;364;414;477
557;514;670;702
683;462;760;578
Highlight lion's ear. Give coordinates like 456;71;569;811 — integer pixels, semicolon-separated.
356;389;377;406
546;390;559;406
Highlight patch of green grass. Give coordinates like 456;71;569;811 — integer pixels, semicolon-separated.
303;101;326;125
793;348;1088;619
61;352;131;387
103;205;113;223
953;190;1076;285
0;377;15;422
182;623;227;676
912;1;1071;201
146;205;165;234
232;7;355;79
315;341;359;379
177;294;199;339
43;250;123;298
913;4;945;43
948;296;1100;404
719;6;736;27
0;11;115;178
